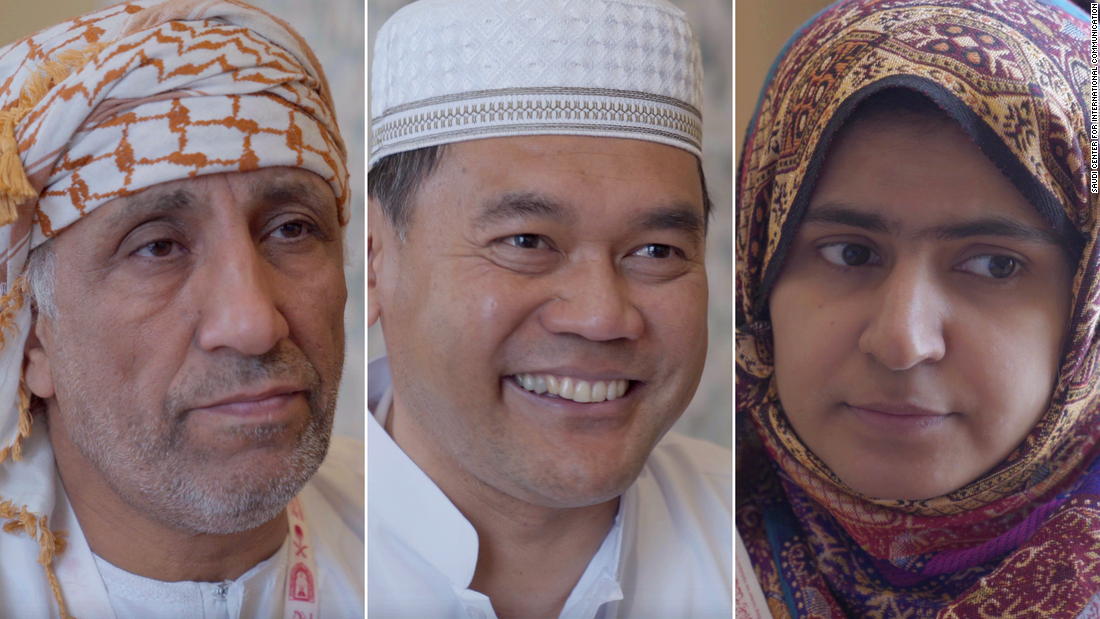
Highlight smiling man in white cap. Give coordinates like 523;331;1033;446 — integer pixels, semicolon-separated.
367;1;732;617
0;1;363;617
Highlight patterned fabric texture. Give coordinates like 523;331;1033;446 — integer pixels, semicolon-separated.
368;0;704;166
734;0;1096;617
0;1;347;615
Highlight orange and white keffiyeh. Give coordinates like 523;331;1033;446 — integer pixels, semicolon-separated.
0;1;348;615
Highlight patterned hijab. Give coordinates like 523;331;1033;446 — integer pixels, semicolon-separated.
735;0;1095;617
0;1;346;616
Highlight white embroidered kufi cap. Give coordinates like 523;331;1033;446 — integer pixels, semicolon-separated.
369;0;704;167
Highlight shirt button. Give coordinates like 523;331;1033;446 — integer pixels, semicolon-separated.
467;607;486;619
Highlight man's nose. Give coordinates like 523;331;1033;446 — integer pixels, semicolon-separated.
858;263;946;370
538;259;644;341
195;232;290;355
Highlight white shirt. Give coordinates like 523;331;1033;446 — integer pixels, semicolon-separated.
367;357;732;619
93;539;288;619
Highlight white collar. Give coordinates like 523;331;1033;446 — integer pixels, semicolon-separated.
368;357;480;588
91;533;289;604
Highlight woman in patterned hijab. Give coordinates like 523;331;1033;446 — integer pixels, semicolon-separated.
736;0;1094;616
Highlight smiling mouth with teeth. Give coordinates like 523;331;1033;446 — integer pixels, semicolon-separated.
513;373;631;403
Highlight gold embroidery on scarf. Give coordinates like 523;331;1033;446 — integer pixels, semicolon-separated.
0;277;30;464
0;281;61;614
0;42;107;225
0;502;69;618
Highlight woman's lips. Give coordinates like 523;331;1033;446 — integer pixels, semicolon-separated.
846;402;953;433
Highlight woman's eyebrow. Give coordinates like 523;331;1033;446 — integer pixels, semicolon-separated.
802;203;894;233
804;203;1060;246
926;217;1061;245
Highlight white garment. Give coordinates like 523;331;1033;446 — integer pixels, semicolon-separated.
367;356;732;619
93;539;287;619
0;417;364;619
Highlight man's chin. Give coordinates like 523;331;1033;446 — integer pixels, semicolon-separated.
90;416;333;535
135;449;325;535
504;456;645;510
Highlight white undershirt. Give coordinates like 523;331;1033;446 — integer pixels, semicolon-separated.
93;535;289;619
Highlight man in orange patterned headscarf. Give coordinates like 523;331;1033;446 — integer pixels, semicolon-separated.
0;1;361;616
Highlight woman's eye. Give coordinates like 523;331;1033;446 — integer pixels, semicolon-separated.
633;244;680;259
502;234;547;250
134;240;178;258
958;254;1019;279
819;242;879;267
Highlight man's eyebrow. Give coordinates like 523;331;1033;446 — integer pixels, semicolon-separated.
108;189;198;225
258;180;334;215
803;203;1060;246
473;192;577;228
632;201;707;239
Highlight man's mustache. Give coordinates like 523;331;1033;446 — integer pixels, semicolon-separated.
164;343;323;418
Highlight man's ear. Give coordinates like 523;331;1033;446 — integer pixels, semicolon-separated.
23;311;55;400
368;196;384;329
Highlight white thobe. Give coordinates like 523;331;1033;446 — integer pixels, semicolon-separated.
367;357;732;619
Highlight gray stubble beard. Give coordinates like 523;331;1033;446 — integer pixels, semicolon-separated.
51;339;342;536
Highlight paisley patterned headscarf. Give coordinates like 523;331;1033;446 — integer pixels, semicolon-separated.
735;0;1095;616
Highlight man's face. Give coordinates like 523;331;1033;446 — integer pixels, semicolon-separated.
768;118;1073;501
371;136;708;508
27;167;346;534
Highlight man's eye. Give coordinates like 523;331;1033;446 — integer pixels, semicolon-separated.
502;234;547;250
134;240;178;258
272;221;311;239
819;242;879;267
958;254;1020;279
632;244;680;259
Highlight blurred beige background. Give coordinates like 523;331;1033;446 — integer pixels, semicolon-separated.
736;0;835;152
0;0;366;442
0;0;97;47
368;0;734;450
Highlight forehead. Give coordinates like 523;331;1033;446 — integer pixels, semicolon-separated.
119;168;333;205
809;118;1049;232
420;135;704;224
96;168;335;221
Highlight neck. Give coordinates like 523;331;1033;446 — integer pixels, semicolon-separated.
388;394;619;619
48;414;287;583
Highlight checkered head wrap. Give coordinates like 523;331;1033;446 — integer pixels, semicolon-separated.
0;1;347;615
